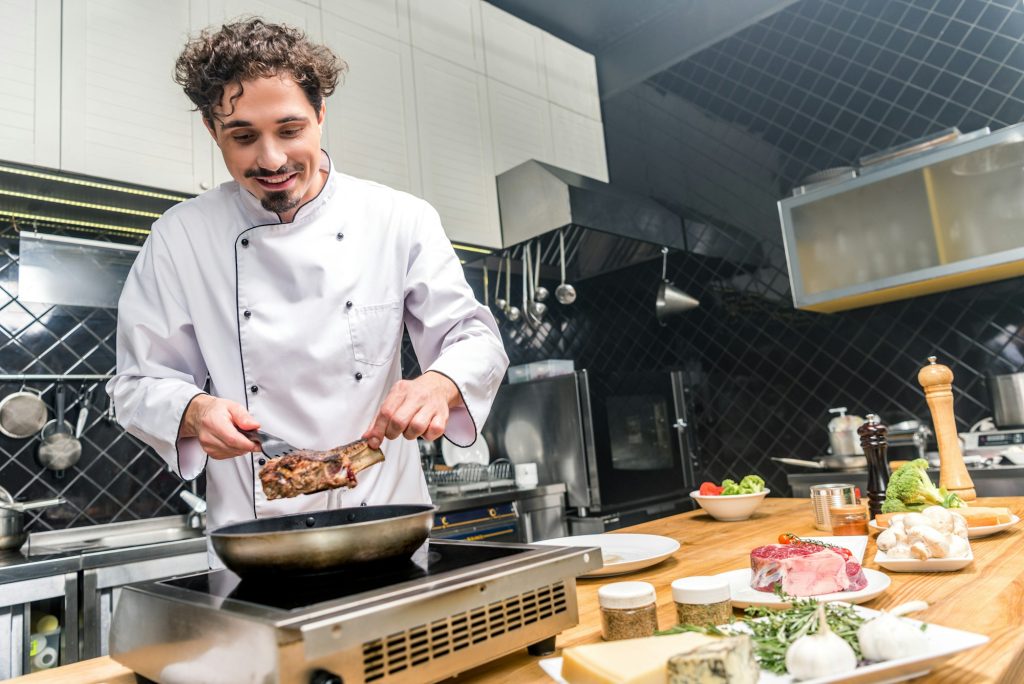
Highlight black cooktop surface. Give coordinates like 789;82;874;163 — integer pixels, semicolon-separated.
163;541;529;611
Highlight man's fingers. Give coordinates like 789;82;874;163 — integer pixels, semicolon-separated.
422;414;447;442
402;407;436;440
227;403;260;431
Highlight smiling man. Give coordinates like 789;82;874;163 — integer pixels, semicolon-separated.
107;19;508;556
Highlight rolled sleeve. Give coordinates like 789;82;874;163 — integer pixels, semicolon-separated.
106;225;210;480
403;203;509;447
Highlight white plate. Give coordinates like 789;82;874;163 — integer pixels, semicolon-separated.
869;514;1020;539
533;534;680;578
721;567;890;609
875;547;973;572
539;604;988;684
440;438;490;467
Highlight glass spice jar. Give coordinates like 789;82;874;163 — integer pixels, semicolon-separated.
671;576;732;627
829;502;869;535
597;581;658;641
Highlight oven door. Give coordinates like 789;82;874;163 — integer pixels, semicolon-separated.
583;370;695;511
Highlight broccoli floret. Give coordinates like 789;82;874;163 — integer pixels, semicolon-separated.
940;487;967;509
880;497;913;513
720;479;742;495
883;458;957;511
739;475;765;494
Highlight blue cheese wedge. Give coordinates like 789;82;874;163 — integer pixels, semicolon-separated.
667;635;759;683
562;633;720;684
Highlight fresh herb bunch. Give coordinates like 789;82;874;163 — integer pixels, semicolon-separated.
743;599;866;674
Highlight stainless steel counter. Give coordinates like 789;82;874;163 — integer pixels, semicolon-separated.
787;464;1024;498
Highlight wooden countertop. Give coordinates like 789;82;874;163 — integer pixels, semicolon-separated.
15;497;1024;683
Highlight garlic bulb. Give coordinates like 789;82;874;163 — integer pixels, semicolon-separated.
785;603;858;681
857;601;930;662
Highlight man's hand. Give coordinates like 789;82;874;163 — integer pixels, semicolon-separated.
363;372;462;450
179;394;261;459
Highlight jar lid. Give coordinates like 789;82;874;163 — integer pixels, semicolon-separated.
671;576;730;604
598;581;656;609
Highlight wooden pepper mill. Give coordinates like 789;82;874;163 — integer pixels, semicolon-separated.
858;414;889;518
918;356;976;501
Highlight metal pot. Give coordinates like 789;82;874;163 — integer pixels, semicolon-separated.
210;504;435;577
0;488;66;550
827;407;865;455
988;372;1024;428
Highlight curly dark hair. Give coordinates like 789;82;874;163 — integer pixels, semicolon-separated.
174;17;346;125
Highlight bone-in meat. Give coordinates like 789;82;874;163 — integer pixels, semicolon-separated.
259;440;385;500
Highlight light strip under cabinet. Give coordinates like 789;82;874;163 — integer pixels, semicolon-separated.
0;164;190;202
0;189;163;218
0;210;151;237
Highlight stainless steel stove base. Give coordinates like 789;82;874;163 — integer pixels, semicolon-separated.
110;540;600;684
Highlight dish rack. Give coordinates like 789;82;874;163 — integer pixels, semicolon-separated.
424;458;516;494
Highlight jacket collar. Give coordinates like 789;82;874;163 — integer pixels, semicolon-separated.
236;150;337;226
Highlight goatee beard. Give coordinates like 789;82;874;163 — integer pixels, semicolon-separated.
260;191;301;214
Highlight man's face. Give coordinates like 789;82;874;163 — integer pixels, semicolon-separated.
207;75;325;219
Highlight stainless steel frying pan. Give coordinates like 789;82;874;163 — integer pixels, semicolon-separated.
210;504;435;577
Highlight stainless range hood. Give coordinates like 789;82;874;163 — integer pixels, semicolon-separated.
495;160;685;280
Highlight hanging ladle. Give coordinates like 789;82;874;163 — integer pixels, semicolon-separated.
533;240;549;303
525;242;547;322
555;229;577;305
494;252;507;312
505;252;521;322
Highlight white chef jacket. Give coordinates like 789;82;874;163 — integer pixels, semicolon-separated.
108;151;508;540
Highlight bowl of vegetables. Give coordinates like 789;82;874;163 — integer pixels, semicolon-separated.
690;476;769;521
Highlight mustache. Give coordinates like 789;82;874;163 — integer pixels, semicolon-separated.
244;163;304;178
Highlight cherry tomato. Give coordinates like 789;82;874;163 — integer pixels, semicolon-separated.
699;482;724;496
778;533;796;544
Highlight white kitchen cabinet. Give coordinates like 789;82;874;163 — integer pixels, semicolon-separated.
480;3;546;98
550;104;608;182
0;0;60;169
488;80;553;175
319;0;409;42
543;33;601;122
60;0;204;194
205;0;323;188
321;11;421;195
409;0;485;73
413;50;500;247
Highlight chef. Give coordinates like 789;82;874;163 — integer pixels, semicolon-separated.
107;18;508;548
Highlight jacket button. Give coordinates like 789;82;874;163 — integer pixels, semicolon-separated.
346;300;353;308
337;232;344;241
354;372;363;381
360;501;367;507
243;310;252;319
250;385;259;394
258;457;266;466
241;238;249;247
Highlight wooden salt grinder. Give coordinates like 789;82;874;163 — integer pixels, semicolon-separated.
918;356;976;501
858;414;889;518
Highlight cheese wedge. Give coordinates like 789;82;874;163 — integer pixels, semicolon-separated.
561;633;720;684
668;635;759;683
875;506;1012;529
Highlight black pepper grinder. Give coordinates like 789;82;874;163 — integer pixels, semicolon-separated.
858;414;889;519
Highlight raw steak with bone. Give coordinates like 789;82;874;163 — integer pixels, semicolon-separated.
750;543;867;596
259;439;385;500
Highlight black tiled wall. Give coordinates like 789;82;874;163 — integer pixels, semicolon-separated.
473;0;1024;496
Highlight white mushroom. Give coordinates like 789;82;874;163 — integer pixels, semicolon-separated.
910;540;931;560
923;505;954;533
948;535;971;559
908;526;950;558
876;526;900;551
902;513;932;530
951;512;969;539
885;543;913;559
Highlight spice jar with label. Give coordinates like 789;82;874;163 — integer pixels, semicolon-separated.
598;581;659;641
671;576;732;627
829;502;869;535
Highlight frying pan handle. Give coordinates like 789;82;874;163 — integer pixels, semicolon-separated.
771;457;827;469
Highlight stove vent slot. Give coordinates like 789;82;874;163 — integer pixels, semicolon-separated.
362;581;568;681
